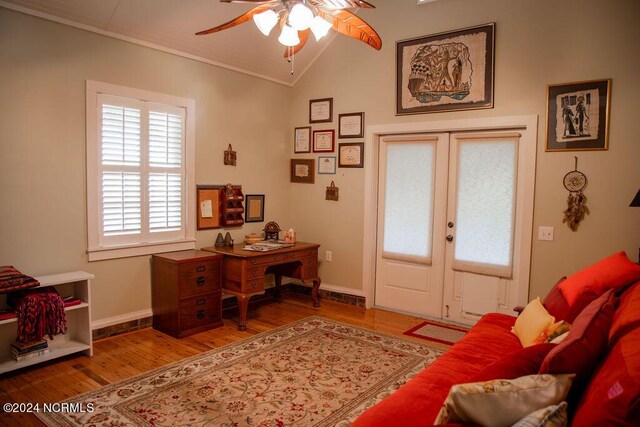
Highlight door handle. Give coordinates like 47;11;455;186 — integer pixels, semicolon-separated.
446;235;454;242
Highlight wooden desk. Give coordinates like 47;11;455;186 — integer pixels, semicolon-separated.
202;242;321;330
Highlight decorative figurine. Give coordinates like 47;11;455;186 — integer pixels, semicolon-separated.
224;144;236;166
215;232;225;247
224;232;233;247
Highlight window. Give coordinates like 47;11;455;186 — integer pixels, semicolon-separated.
86;81;195;261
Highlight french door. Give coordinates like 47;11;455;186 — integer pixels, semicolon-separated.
374;130;528;325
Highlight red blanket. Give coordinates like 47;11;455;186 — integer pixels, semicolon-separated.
12;289;67;344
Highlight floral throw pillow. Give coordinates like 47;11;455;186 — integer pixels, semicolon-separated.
434;374;574;427
512;402;568;427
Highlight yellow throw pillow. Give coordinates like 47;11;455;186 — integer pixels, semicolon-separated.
434;374;575;427
512;297;556;347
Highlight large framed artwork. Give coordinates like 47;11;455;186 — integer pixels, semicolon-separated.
545;79;611;151
396;23;495;115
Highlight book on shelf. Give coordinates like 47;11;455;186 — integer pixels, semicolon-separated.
11;339;48;355
11;348;50;361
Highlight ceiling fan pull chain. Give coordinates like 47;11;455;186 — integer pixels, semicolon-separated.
290;47;295;75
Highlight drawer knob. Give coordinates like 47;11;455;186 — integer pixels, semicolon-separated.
251;282;257;289
252;271;258;276
197;310;205;319
197;298;206;305
196;265;206;272
196;277;206;286
274;256;280;261
252;259;257;265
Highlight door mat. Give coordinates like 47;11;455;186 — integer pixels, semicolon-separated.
403;321;469;345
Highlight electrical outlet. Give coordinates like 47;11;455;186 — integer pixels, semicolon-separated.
538;226;554;241
325;250;332;262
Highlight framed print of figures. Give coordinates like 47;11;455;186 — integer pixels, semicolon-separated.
309;98;333;123
290;159;315;184
396;23;495;115
338;143;364;168
313;129;335;153
318;156;337;174
294;127;311;153
245;194;265;223
546;79;611;151
339;112;365;138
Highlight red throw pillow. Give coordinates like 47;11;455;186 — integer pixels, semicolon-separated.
609;281;640;347
558;251;640;306
572;327;640;426
471;343;556;382
539;289;617;407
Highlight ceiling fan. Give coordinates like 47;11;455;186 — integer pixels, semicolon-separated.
196;0;382;61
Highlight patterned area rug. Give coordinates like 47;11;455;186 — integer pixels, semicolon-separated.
403;321;468;345
38;316;443;426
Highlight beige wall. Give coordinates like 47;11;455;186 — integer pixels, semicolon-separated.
0;8;293;322
290;0;640;299
2;0;639;324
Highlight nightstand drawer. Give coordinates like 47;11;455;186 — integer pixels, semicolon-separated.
179;292;221;330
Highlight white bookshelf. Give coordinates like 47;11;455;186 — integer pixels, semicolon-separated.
0;271;93;374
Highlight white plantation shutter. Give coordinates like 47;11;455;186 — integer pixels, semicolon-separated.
90;89;191;256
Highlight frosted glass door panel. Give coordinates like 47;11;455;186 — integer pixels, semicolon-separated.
382;142;435;263
453;140;517;277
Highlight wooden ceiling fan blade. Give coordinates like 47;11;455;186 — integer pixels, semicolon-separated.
318;9;382;50
284;29;311;58
220;0;279;4
316;0;376;9
196;4;273;35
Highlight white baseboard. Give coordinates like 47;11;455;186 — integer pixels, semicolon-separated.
92;309;153;330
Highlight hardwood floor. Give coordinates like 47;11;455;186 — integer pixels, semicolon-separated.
0;293;450;426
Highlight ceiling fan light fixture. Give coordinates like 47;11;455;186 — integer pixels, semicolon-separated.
289;3;314;31
278;24;300;47
253;9;278;36
310;15;333;40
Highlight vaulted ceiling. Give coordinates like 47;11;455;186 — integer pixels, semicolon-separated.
0;0;352;86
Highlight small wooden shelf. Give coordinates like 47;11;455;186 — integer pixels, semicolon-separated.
0;271;93;374
220;185;244;227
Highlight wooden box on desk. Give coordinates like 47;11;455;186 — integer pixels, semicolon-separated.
151;250;223;338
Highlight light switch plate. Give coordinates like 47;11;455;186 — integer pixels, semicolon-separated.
538;226;554;241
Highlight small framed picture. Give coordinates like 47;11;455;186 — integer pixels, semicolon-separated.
309;98;333;123
338;112;365;138
294;126;311;153
318;156;337;174
245;194;265;223
338;143;364;168
313;129;335;152
290;159;315;184
545;79;611;151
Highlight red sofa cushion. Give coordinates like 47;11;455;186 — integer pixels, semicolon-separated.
539;290;616;407
609;280;640;346
471;343;556;382
572;327;640;426
351;313;520;427
557;251;640;307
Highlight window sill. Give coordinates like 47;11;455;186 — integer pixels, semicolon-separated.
88;240;196;261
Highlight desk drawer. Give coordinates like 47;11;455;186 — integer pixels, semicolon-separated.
243;279;264;293
247;253;288;266
245;265;266;280
178;263;220;297
179;292;221;330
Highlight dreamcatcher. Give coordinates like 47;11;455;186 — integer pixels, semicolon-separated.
562;157;589;231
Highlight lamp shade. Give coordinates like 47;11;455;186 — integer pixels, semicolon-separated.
310;15;333;41
253;9;278;36
289;3;313;31
278;25;300;47
631;188;640;207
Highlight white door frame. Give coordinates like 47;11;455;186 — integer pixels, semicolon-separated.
362;115;538;311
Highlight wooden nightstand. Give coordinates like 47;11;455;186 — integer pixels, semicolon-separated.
151;250;223;338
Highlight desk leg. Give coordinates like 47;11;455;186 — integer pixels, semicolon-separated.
237;294;250;331
311;277;321;307
274;275;282;299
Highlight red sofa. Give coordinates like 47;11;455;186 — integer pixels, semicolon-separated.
352;252;640;426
